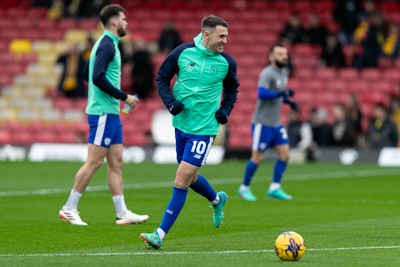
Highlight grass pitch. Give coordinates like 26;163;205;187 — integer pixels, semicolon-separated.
0;160;399;266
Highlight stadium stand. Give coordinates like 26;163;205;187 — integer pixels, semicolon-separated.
0;0;399;149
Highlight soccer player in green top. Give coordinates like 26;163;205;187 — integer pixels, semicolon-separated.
58;4;148;226
140;15;239;249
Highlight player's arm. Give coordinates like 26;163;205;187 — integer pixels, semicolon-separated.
258;87;294;100
216;56;239;124
156;45;186;115
92;41;128;101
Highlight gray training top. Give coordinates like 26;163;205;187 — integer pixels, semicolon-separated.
252;64;289;127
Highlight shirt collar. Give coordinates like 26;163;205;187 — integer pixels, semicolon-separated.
194;33;218;56
104;30;121;43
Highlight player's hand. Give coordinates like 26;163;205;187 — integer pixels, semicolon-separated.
125;94;139;109
169;101;185;115
215;109;228;124
289;100;298;111
278;89;295;97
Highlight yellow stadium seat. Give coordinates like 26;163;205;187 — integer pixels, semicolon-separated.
9;39;32;58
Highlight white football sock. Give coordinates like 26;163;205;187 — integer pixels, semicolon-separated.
112;195;128;216
240;185;250;191
211;193;220;205
64;189;82;210
157;228;166;240
269;182;281;191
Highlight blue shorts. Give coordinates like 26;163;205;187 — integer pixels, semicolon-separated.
175;128;215;167
88;114;122;148
251;123;288;152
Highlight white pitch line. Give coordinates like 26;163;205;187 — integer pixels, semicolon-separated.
0;245;400;257
0;169;399;197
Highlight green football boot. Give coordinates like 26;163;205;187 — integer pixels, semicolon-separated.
212;191;228;228
267;188;293;201
237;188;257;201
140;230;162;249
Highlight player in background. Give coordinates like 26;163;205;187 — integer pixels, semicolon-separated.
58;4;149;225
140;15;239;249
237;44;297;201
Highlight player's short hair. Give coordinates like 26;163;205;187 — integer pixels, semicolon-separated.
201;15;229;32
269;44;286;55
99;4;125;27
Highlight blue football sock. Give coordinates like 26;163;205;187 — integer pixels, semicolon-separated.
190;174;217;202
272;159;288;184
242;160;259;186
159;187;188;234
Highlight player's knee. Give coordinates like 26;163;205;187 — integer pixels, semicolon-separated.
174;176;191;188
110;156;123;169
279;153;289;162
251;152;264;164
87;158;104;170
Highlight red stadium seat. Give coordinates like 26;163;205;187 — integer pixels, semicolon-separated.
360;69;382;81
292;44;316;57
34;132;58;143
347;80;369;93
12;131;33;145
326;80;348;93
303;80;324;92
338;68;359;81
57;131;78;143
382;69;400;82
294;68;313;80
315;68;337;81
0;130;12;144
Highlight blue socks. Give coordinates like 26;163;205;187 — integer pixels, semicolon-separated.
190;174;217;202
273;159;288;184
242;160;259;186
159;187;188;234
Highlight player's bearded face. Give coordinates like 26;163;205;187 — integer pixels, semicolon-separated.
116;13;128;37
273;48;288;68
117;24;127;37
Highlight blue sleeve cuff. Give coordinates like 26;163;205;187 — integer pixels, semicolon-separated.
258;87;279;100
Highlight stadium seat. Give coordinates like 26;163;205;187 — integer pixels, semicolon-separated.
338;68;359;81
9;39;31;58
294;68;313;80
0;130;12;144
303;80;324;92
292;44;316;57
347;80;369;93
57;131;78;143
315;68;337;81
12;131;33;145
34;131;58;143
382;69;399;82
360;69;382;81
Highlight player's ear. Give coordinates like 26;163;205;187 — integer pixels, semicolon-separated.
111;17;118;26
269;53;274;63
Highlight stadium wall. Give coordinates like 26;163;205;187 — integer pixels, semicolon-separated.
1;144;399;166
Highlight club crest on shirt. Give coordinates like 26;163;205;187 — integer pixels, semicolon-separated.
210;65;218;75
187;62;196;72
